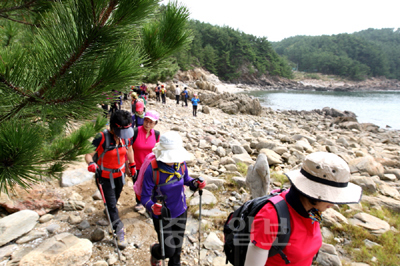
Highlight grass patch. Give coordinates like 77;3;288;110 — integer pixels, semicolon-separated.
236;162;248;176
270;171;288;187
330;206;400;266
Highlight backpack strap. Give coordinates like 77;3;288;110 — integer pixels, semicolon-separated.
151;159;160;186
154;130;160;142
268;195;291;264
131;127;139;144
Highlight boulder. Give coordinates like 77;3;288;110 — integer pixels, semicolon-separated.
349;212;390;235
19;233;92;266
0;210;39;247
349;155;384;178
259;149;283;165
61;168;94;187
246;154;270;198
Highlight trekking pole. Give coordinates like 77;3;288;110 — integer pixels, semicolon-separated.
97;174;122;260
197;177;204;266
156;195;166;266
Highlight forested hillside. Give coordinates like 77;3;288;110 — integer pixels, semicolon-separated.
272;28;400;81
173;20;293;82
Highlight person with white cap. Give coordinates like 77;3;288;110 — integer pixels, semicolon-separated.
130;110;161;211
141;131;206;266
85;109;136;250
245;152;363;266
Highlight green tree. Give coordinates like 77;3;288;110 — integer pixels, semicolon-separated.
0;0;192;194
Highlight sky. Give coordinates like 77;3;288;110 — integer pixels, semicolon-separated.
161;0;400;42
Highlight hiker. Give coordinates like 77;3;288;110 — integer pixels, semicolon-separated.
175;84;180;105
85;109;135;250
181;87;188;107
130;110;160;211
131;92;139;114
140;83;147;97
191;93;200;117
244;152;362;266
132;100;145;128
155;84;161;102
141;131;206;266
161;85;167;104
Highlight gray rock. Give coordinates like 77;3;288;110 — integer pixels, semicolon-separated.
232;177;247;188
63;200;85;211
189;190;217;206
61;168;94;187
246;154;270;198
91;228;105;242
351;175;377;194
0;210;39;247
349;156;384;177
46;224;60;234
224;164;238;171
232;153;254;165
379;183;400;200
231;145;247;154
78;220;91;230
16;230;47;244
220;157;236;165
203;232;223;250
215;147;226;157
68;214;82;225
259;149;282;165
19;232;92;266
194;208;227;218
0;244;18;260
92;190;102;200
349;212;390;235
316;243;342;266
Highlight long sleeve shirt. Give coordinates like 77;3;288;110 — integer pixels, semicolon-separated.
141;161;196;218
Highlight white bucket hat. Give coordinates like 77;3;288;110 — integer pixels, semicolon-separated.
152;131;191;163
285;152;362;204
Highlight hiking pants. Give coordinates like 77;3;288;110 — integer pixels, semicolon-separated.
184;98;188;107
156;92;161;102
151;210;187;266
96;175;124;233
134;170;141;205
162;94;166;104
193;105;198;116
175;95;180;104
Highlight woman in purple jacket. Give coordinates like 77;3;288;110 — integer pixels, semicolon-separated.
141;131;206;266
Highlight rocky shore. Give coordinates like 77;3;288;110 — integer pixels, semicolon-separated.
0;70;399;266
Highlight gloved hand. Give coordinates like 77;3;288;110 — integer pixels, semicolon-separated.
88;162;98;173
129;162;137;180
196;178;206;190
151;203;162;215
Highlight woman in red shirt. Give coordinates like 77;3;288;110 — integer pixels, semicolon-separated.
245;152;363;266
131;110;160;211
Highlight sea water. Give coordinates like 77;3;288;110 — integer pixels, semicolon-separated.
243;90;400;130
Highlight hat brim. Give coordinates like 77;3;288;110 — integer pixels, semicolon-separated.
114;127;133;139
144;116;157;121
153;145;191;163
285;169;362;204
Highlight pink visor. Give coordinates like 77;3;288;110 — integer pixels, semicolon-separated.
144;110;160;121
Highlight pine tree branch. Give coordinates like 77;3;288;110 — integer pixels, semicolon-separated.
98;0;117;26
0;75;31;97
0;14;37;26
0;1;37;13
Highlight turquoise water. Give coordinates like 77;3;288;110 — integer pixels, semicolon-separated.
243;90;400;130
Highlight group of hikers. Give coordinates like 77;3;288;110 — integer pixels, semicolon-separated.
87;83;363;266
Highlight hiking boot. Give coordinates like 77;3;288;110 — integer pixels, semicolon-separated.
134;203;144;212
150;244;161;266
116;227;127;250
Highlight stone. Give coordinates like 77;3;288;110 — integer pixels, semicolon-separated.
92;190;102;200
349;212;390;235
189;190;218;206
194;208;227;218
0;244;18;260
203;232;224;250
61;168;94;187
224;164;238;171
246;154;270;198
231;145;247;154
378;183;400;200
19;233;92;266
46;224;60;234
39;214;54;223
0;210;39;247
91;228;105;242
68;214;82;225
16;230;47;244
316;243;342;266
220;157;236;165
63;200;85;211
232;153;254;165
350;176;377;194
259;149;282;165
322;208;348;228
215;147;226;157
362;195;400;212
232;177;247;188
78;220;91;230
349;155;384;178
0;185;63;216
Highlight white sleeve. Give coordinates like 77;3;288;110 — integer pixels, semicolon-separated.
244;242;270;266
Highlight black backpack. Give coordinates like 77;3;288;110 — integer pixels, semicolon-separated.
223;190;291;265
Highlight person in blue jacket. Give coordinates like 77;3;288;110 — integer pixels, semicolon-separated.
181;87;189;107
141;131;206;266
191;93;200;117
